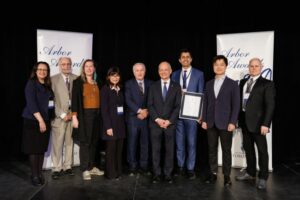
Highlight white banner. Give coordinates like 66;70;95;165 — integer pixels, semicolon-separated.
217;31;274;171
37;29;93;169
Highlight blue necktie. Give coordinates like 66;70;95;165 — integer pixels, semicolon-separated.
162;82;168;101
183;70;187;89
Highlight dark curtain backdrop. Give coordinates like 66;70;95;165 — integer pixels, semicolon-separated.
1;3;299;166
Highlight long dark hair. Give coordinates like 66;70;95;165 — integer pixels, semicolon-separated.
30;61;51;88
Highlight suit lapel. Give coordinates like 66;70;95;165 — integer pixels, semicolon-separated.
248;76;262;99
187;68;194;91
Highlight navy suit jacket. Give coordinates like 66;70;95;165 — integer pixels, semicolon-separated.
147;80;182;128
239;76;275;133
202;77;240;130
125;78;152;125
171;67;204;93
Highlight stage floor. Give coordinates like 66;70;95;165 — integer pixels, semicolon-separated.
1;161;300;200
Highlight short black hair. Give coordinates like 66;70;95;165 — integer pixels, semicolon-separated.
179;48;192;59
212;55;228;66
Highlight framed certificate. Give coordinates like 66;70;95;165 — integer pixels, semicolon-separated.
179;91;204;120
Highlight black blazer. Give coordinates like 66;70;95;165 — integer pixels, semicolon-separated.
239;76;276;133
202;76;240;130
147;80;182;128
101;84;126;140
71;77;102;142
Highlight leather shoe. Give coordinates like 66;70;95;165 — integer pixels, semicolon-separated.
39;174;45;185
174;167;185;176
152;175;161;183
31;176;42;186
224;176;232;187
236;173;255;181
257;179;266;190
187;171;196;180
64;168;74;176
205;173;217;184
51;171;61;180
165;175;173;184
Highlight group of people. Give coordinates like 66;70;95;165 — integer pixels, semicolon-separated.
22;49;275;190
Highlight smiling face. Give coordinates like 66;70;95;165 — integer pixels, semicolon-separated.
133;63;146;81
109;74;120;85
179;52;192;69
158;62;172;81
248;58;263;77
36;63;49;82
59;57;72;75
213;59;227;76
83;61;95;77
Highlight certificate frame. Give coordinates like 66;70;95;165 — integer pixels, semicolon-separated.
179;91;204;120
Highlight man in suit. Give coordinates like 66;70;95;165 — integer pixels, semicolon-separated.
235;58;275;190
201;55;240;187
172;49;204;179
51;57;77;179
148;61;182;183
125;63;152;175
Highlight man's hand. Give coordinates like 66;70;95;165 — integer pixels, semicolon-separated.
261;126;269;135
227;123;236;132
107;128;113;136
201;122;207;130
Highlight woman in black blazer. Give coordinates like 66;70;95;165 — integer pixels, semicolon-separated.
101;67;126;179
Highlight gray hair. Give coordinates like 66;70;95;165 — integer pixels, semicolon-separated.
132;62;146;72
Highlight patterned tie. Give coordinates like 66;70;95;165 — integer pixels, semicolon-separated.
138;81;144;95
162;82;168;101
66;77;70;92
246;78;253;93
182;70;187;89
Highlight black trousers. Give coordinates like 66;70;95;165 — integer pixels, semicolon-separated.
150;126;175;177
80;109;99;171
105;139;124;179
241;126;269;180
207;126;232;176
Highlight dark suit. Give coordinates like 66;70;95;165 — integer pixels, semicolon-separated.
148;80;181;177
202;76;240;176
101;84;126;179
239;76;275;180
125;79;152;170
172;68;204;171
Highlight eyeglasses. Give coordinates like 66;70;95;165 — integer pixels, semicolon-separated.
37;69;48;72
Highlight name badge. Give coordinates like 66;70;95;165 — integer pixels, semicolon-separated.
243;93;250;110
117;106;124;115
48;100;54;109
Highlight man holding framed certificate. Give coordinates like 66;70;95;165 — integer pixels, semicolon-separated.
172;49;204;179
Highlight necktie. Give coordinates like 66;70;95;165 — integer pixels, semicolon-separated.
162;82;168;101
183;70;187;89
246;78;253;93
138;81;144;95
66;77;70;92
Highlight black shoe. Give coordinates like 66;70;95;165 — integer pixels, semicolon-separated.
257;179;266;190
224;176;232;187
31;176;42;186
152;175;161;183
51;171;61;180
165;176;173;184
174;167;185;176
187;171;196;180
64;169;74;176
128;169;136;176
205;173;217;184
